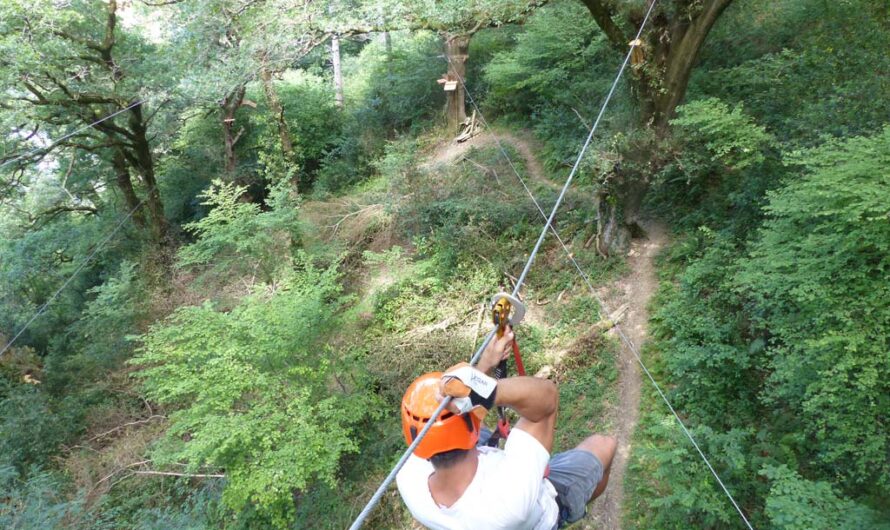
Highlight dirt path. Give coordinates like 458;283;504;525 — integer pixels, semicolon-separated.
428;131;668;528
585;221;669;529
423;130;559;190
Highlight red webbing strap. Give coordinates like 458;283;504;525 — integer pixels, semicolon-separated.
493;339;526;441
512;339;526;376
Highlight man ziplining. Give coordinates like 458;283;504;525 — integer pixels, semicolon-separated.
396;325;617;529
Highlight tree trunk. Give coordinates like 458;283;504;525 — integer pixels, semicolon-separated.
444;34;470;131
382;31;392;57
579;0;733;254
594;170;649;256
261;66;299;191
331;35;344;109
111;150;145;229
222;85;247;177
637;0;734;129
260;69;295;158
127;104;168;243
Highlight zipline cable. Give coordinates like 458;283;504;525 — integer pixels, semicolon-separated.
0;99;147;170
0;100;156;360
448;44;756;530
348;2;660;528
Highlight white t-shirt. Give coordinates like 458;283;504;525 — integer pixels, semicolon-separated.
396;429;559;530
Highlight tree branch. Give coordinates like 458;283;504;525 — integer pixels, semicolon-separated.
579;0;628;50
137;0;185;5
133;470;226;479
85;415;167;443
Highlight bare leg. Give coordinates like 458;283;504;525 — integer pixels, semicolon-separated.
575;434;617;500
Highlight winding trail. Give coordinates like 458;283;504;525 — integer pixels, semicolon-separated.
586;221;668;530
423;130;559;191
427;132;668;529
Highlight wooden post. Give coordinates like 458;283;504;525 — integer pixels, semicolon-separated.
444;34;470;131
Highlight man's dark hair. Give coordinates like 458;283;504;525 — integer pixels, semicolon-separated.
429;448;471;469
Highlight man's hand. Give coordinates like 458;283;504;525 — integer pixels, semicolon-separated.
477;325;514;375
440;363;498;419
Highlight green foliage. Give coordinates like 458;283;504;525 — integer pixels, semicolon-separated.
633;128;890;529
314;31;445;194
178;180;298;286
734;128;890;493
629;420;760;529
345;31;444;133
245;71;343;187
0;386;84;471
128;481;225;530
648;98;778;235
762;465;890;530
0;465;86;529
553;343;616;453
45;261;145;391
696;0;890;145
483;2;626;167
0;208;144;359
132;260;376;527
670;98;770;171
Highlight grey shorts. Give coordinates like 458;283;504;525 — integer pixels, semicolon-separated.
547;449;604;527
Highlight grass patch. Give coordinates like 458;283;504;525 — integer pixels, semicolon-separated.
554;332;619;453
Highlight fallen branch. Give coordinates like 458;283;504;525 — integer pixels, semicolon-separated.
94;460;151;489
504;272;518;290
133;470;225;479
594;303;629;332
323;204;383;235
461;157;501;186
85;415;167;443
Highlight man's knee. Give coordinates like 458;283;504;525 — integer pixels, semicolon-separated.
576;434;617;467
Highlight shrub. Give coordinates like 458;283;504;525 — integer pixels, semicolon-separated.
762;465;890;530
132;258;376;527
177;180;299;287
734;127;890;494
0;465;86;529
649;98;777;235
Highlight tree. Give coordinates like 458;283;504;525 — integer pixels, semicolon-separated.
156;0;328;192
0;0;171;242
331;0;548;131
581;0;732;128
133;254;373;527
579;0;733;254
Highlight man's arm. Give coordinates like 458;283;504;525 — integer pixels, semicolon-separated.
478;325;559;451
476;326;515;376
449;324;559;451
495;376;558;452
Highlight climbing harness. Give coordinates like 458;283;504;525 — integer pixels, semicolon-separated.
488;293;527;445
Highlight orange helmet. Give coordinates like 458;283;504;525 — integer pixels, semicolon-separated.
401;372;480;459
